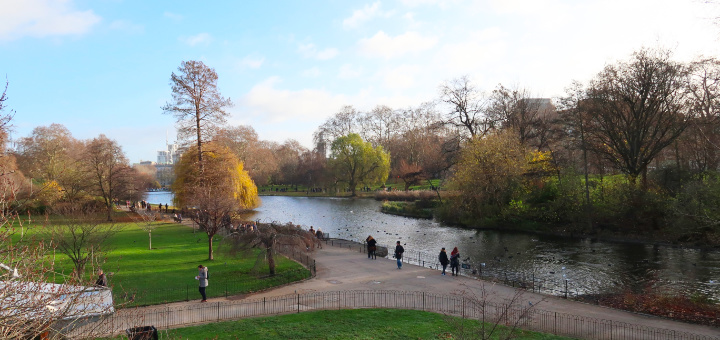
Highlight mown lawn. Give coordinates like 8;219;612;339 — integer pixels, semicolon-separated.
110;309;572;340
10;212;310;307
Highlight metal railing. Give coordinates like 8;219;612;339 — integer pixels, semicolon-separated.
71;290;720;340
328;237;598;299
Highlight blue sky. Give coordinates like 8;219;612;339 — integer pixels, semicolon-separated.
1;0;719;163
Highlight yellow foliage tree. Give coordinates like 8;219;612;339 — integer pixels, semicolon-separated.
452;130;528;217
173;142;259;260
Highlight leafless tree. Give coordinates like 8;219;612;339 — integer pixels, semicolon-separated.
162;60;233;171
43;209;120;278
313;105;363;148
585;48;690;186
83;135;135;221
444;283;543;340
230;222;315;275
438;75;492;139
487;84;555;149
677;57;720;171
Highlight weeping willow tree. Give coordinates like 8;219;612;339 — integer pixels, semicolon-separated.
173;142;259;260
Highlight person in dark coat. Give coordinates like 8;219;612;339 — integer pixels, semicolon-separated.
366;235;377;259
95;270;108;287
394;241;404;269
450;247;460;276
438;248;449;275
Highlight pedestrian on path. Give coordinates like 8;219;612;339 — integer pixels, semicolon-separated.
450;247;460;276
196;265;208;302
394;241;404;269
438;248;449;275
366;235;377;259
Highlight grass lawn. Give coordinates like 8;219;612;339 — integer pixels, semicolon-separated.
10;212;310;307
110;309;571;340
258;179;444;197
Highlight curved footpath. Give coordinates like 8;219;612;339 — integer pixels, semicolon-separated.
109;211;719;338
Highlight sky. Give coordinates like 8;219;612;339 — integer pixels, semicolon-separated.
1;0;719;163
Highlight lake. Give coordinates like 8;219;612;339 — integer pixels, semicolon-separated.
147;193;720;300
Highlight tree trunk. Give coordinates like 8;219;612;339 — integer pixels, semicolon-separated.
196;108;204;173
267;247;275;275
148;230;152;250
208;235;214;260
106;204;112;222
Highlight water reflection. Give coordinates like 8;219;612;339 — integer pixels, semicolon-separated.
151;194;720;299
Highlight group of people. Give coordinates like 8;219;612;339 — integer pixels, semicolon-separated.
438;247;461;276
365;235;461;275
229;222;257;233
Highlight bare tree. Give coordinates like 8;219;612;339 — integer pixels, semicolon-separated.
162;60;233;171
438;75;492;139
557;81;593;229
44;210;120;278
134;210;159;250
83;135;134;221
487;84;554;149
585;48;690;186
444;283;543;340
231;222;315;276
313;105;363;148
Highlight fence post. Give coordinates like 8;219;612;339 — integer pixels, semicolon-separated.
217;301;220;321
554;311;557;334
297;293;300;313
422;292;425;311
462;297;465;319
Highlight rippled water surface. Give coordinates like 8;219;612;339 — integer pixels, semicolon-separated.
150;193;720;299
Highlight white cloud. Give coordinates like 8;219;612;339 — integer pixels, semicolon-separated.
239;55;265;69
358;31;437;58
298;43;339;60
163;11;183;21
343;2;394;28
382;64;420;90
0;0;101;41
180;33;212;46
338;64;363;79
302;67;321;77
241;77;350;122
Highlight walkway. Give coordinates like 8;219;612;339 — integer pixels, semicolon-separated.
101;209;719;338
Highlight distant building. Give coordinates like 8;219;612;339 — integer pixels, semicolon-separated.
157;142;182;165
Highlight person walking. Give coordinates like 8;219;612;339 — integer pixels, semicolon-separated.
196;265;208;302
366;235;377;259
315;228;323;249
450;247;460;276
394;241;404;269
439;248;449;275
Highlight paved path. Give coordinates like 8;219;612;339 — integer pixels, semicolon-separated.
105;209;720;338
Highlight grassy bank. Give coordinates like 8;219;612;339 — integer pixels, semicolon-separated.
381;200;434;219
11;212;310;307
110;309;571;340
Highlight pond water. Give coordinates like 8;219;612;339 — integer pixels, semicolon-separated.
148;193;720;300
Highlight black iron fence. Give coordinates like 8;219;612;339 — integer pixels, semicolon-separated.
326;237;599;300
73;290;720;340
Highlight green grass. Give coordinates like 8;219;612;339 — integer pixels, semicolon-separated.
10;212;310;307
106;309;572;340
258;179;444;197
